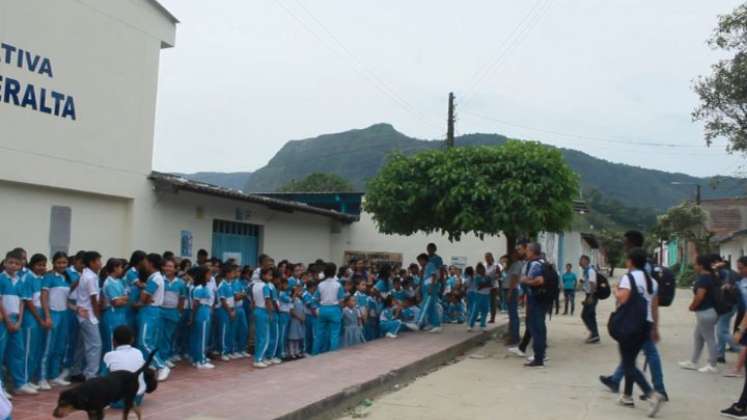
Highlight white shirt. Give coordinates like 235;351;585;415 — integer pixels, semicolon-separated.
317;277;343;306
103;345;146;395
583;266;597;294
145;272;165;307
618;269;658;323
486;262;500;288
77;268;100;324
252;281;268;309
207;276;218;307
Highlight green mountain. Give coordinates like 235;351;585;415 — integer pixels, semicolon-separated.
242;123;745;211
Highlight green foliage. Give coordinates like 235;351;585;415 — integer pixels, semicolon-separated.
364;141;579;241
277;172;354;193
585;189;657;231
597;229;625;268
653;203;715;255
693;3;747;152
678;265;696;288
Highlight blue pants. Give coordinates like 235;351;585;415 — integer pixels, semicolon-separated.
526;297;547;362
718;307;740;357
41;310;67;381
268;312;279;359
276;312;290;359
2;315;27;387
137;307;164;369
380;320;402;336
22;311;44;384
102;308;127;355
234;307;248;355
507;289;520;343
466;291;477;321
71;318;101;380
216;308;235;356
469;294;490;329
305;315;317;355
315;306;342;354
417;296;442;329
581;295;599;338
63;309;78;369
159;309;180;362
190;315;210;364
611;336;666;394
253;308;269;363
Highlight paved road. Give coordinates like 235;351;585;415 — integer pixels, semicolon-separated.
340;292;742;420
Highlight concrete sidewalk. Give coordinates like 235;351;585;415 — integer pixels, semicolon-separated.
12;322;505;419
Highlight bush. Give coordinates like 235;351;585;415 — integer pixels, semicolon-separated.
677;265;696;288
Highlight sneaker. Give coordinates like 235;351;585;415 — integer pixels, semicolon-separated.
524;360;544;368
404;322;419;331
220;354;231;362
271;358;283;365
698;364;719;374
647;392;665;418
232;353;243;359
467;327;473;332
58;368;70;379
508;347;526;357
253;361;268;369
27;383;40;390
241;352;251;358
385;332;397;338
599;375;619;393
527;355;549;363
586;336;601;344
171;354;182;362
196;362;211;369
725;371;744;378
721;403;747;419
678;361;698;370
165;360;175;369
429;327;442;333
157;366;171;382
618;394;635;407
37;380;51;391
15;384;38;395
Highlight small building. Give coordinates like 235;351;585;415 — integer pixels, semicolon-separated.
701;197;747;270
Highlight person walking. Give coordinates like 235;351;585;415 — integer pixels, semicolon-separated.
580;255;600;344
679;254;720;373
561;264;577;316
519;242;548;368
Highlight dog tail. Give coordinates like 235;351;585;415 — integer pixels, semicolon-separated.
135;348;159;376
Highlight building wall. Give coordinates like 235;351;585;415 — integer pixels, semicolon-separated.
721;237;747;270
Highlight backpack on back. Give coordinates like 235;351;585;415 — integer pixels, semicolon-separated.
711;275;738;315
594;272;611;300
533;260;560;306
651;265;676;307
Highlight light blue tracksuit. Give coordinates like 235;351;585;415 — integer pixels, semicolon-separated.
0;271;28;388
252;281;272;363
379;307;402;336
302;290;318;355
137;272;164;369
176;284;193;358
40;271;70;381
101;277;128;354
63;267;80;371
267;283;280;359
21;271;46;385
233;280;249;355
314;278;344;354
190;285;212;364
417;275;442;329
124;267;140;334
469;275;491;329
159;276;186;362
276;290;292;359
216;279;236;356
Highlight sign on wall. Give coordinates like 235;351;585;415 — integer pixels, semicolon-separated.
180;230;193;257
0;42;77;120
344;250;403;272
450;256;468;269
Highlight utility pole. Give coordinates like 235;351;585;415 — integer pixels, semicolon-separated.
446;92;455;148
696;184;701;205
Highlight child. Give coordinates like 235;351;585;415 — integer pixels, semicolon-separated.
159;259;186;366
468;263;491;332
302;278;319;356
70;251;103;383
416;257;443;333
41;252;72;387
365;283;381;341
101;258;128;356
342;296;364;347
287;284;305;359
1;249;31;394
124;250;146;334
379;296;401;338
60;250;84;384
251;267;274;368
137;254;169;381
232;268;250;359
463;266;476;322
445;293;466;324
216;264;239;361
189;266;214;369
391;277;408;303
276;278;292;360
101;325;150;409
267;270;282;365
176;268;194;362
22;253;49;391
400;297;420;331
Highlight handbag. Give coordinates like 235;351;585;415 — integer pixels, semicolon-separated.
607;273;648;343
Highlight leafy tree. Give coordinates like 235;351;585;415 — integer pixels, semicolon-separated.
597;229;625;269
693;3;747;152
364;140;579;243
277;172;354;193
652;202;715;255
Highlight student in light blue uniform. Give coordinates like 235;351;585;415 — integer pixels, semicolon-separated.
444;294;466;324
137;254;168;381
159;259;186;365
21;254;49;390
189;267;214;369
468;263;491;331
41;252;72;387
124;251;147;334
302;280;319;355
252;267;274;368
391;277;408;303
62;252;84;378
216;264;239;360
177;276;194;361
0;249;32;394
276;279;292;360
100;259;128;356
416;253;443;332
374;265;393;298
267;274;282;363
232;272;249;358
379;296;402;338
462;266;477;321
313;263;344;354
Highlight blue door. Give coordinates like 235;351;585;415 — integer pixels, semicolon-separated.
211;220;259;267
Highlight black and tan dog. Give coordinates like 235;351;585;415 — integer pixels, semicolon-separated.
52;350;157;420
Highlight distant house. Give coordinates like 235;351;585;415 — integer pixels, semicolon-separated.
702;197;747;270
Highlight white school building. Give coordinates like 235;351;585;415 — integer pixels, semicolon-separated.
0;0;511;268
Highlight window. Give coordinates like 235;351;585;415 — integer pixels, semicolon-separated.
49;206;71;255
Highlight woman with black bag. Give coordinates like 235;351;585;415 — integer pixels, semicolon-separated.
609;248;665;417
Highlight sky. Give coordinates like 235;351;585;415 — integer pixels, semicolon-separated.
153;0;746;178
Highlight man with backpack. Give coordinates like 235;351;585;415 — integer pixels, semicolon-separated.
713;255;742;363
519;242;550;368
579;255;600;344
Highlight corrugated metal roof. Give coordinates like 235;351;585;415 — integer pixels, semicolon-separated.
149;171;358;223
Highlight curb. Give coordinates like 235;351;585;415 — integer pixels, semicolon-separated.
277;323;508;420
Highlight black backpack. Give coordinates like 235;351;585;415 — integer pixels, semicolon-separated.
607;273;649;344
651;265;676;307
532;260;560;306
594;272;611;300
710;274;738;315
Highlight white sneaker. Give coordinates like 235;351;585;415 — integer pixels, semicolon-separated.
271;358;282;365
386;332;397;338
231;353;242;359
678;360;698;370
240;352;251;358
253;361;268;369
220;354;231;361
647;391;665;417
527;355;550;363
429;327;442;333
203;362;215;369
171;354;182;362
618;394;635;407
405;323;419;331
698;364;718;374
15;384;38;395
27;383;40;390
157;366;171;382
165;360;175;369
52;377;70;387
37;380;51;391
467;327;473;332
508;347;526;357
196;362;211;369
